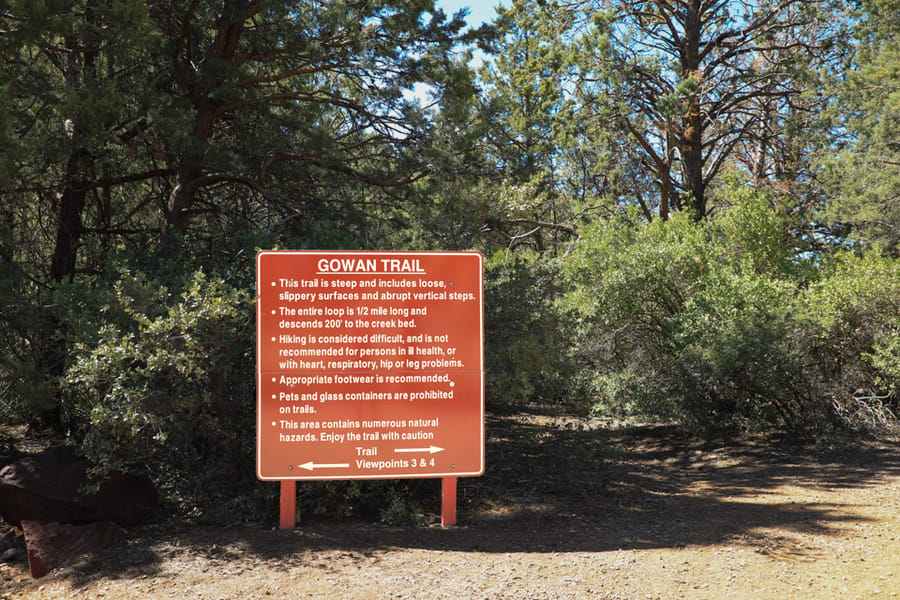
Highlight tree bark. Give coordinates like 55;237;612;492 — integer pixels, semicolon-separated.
159;1;252;253
49;150;90;282
680;0;706;219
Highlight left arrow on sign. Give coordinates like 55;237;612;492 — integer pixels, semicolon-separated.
298;461;351;471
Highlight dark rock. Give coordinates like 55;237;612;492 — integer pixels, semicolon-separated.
0;446;157;527
91;468;159;527
22;520;125;578
1;546;19;563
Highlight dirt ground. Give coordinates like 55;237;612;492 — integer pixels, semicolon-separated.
2;413;899;600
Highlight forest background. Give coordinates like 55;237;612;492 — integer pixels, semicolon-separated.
0;0;897;523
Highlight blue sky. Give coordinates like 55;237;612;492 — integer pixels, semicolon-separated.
404;2;506;103
438;0;506;29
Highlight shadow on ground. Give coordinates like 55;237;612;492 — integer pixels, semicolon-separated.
27;412;900;589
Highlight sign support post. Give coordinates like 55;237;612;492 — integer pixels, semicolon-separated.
441;477;457;527
279;480;297;529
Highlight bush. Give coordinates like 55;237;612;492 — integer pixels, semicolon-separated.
299;479;436;525
563;209;713;424
0;259;56;424
562;192;868;435
62;268;258;515
673;268;824;432
805;250;900;430
483;249;582;410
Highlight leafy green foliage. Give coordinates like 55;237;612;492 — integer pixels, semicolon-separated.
483;250;582;409
674;269;821;432
473;0;586;254
298;479;434;525
819;0;900;254
563;190;897;434
804;251;900;429
62;269;256;513
564;209;713;423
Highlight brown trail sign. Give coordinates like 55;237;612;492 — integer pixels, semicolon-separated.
256;251;484;526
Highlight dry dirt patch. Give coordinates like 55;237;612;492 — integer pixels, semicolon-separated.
2;414;898;599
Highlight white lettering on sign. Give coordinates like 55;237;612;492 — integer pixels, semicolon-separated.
317;258;377;273
316;258;426;274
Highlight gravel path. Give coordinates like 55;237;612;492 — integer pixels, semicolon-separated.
2;416;898;599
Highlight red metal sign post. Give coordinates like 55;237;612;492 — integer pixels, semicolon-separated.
256;251;484;527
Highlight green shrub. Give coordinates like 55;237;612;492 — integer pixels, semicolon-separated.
673;268;824;432
563;209;712;424
483;249;582;410
804;250;900;430
0;258;55;424
562;192;865;435
299;479;434;525
62;268;257;512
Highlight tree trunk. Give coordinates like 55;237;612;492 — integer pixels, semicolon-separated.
160;155;204;253
49;151;90;282
681;0;706;219
158;2;250;253
34;6;101;430
0;202;12;267
39;147;90;430
682;99;706;219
